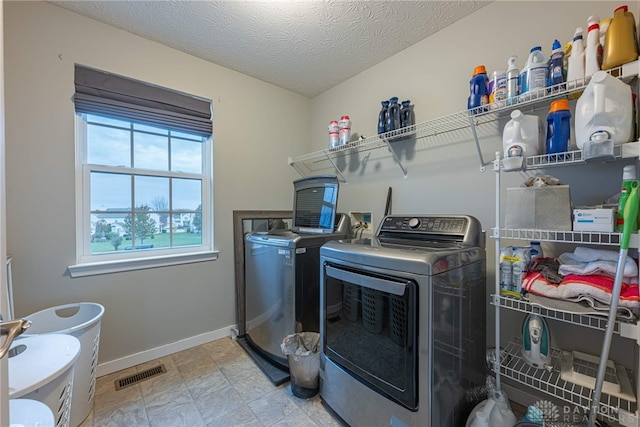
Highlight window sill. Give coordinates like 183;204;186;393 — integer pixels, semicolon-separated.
68;250;219;278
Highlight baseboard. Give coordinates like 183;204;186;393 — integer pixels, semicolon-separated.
96;324;235;377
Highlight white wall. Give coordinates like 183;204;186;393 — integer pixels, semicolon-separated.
309;1;638;362
3;1;307;369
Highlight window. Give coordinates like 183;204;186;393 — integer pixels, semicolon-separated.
69;65;216;277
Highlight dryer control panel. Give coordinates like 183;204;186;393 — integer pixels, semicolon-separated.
377;215;483;247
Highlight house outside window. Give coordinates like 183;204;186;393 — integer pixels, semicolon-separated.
69;65;216;277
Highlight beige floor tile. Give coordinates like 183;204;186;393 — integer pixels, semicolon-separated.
206;404;262;427
88;338;341;427
92;400;149;427
269;408;322;427
247;388;298;426
232;371;278;402
175;354;219;380
146;399;205;427
193;384;246;424
184;369;230;400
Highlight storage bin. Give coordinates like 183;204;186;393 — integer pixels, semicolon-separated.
24;302;105;427
8;334;81;427
504;185;572;230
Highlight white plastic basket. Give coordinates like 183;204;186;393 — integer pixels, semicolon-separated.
24;303;105;427
8;334;80;427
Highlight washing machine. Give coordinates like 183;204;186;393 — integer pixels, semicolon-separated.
319;214;487;427
240;175;351;374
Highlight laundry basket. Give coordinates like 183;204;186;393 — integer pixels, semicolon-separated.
24;302;105;427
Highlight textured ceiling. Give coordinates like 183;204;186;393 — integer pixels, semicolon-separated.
51;1;491;97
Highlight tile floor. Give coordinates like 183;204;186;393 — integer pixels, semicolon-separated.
78;337;343;427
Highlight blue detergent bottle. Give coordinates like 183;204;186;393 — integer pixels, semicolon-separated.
400;100;413;128
547;39;565;91
467;65;489;112
378;100;389;134
386;97;401;131
546;99;571;159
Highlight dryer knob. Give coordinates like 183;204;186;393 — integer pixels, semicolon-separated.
408;218;421;229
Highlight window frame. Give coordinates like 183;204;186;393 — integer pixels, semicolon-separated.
68;113;217;278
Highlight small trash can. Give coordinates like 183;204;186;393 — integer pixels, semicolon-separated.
281;332;320;398
24;302;105;427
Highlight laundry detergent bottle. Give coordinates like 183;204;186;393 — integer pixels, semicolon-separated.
602;5;639;70
502;110;544;170
519;46;548;100
567;27;586;87
547;39;565;91
575;70;633;150
468;65;489;112
546;99;571;158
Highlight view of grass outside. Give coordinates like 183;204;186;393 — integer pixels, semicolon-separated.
91;232;202;253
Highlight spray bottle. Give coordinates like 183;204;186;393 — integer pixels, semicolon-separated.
567;27;585;88
506;56;519;105
617;165;639;232
585;16;603;77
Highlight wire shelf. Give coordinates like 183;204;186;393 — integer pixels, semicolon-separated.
498;337;637;423
492;294;640;337
289;61;639;179
491;227;640;247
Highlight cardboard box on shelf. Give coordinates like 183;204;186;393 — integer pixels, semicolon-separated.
573;207;616;232
505;185;572;230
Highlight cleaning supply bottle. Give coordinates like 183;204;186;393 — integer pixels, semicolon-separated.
547;39;565;91
338;115;351;145
489;70;507;106
387;97;401;131
378;100;389;134
567;27;585;87
530;241;543;263
600;17;612;49
519;46;548;100
585;15;603;77
546;99;572;159
502;110;544;160
602;5;639;70
575;70;633;150
468;65;489;112
617;165;639;232
400;100;413;128
328;120;339;148
506;56;519;105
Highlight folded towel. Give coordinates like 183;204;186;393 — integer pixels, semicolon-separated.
528;293;636;321
522;271;640;309
558;247;638;283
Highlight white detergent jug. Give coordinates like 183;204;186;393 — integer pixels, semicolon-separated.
502;109;544;171
466;390;517;427
575;71;633;158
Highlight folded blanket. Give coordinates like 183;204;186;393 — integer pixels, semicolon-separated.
522;270;640;309
558;247;638;284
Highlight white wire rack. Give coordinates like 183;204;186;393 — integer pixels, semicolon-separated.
289;61;639;180
492;226;640;247
492;294;640;337
498;337;637;424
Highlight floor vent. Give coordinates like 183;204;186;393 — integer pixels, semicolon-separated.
115;364;167;390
